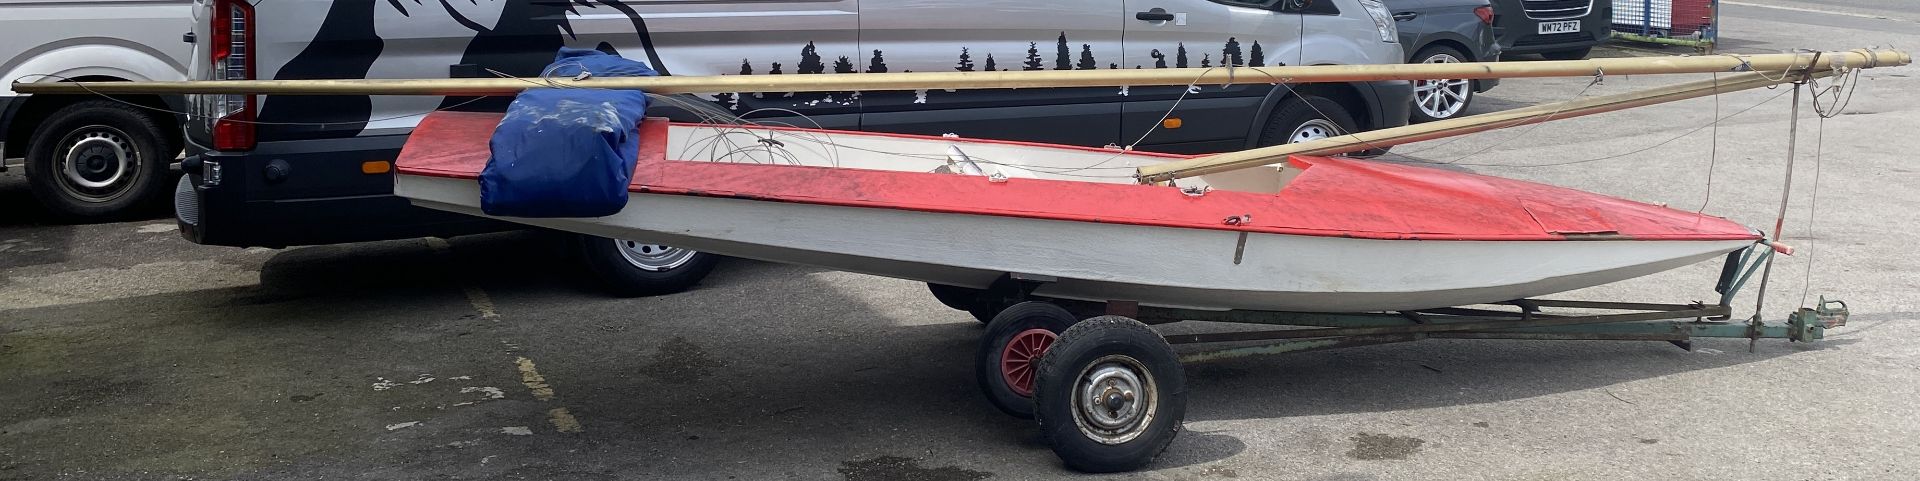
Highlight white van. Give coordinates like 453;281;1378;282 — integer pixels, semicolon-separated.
2;0;194;218
176;0;1413;295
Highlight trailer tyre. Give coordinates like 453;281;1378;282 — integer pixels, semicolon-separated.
977;301;1077;418
1034;316;1185;473
23;100;174;219
574;233;720;297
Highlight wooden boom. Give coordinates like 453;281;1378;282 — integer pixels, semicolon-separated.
10;49;1908;96
1136;69;1831;182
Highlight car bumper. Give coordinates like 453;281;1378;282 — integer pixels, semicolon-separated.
177;134;510;248
1366;80;1414;131
1495;14;1612;54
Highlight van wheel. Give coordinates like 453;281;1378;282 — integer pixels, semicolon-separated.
1408;46;1474;122
574;233;720;297
1257;94;1360;148
23;101;173;219
1540;47;1593;61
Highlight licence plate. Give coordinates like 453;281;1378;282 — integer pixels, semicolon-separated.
1538;20;1581;34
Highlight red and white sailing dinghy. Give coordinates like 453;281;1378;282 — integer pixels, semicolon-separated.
393;111;1760;312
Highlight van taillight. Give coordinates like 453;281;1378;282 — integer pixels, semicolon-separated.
1474;5;1494;24
209;0;255;151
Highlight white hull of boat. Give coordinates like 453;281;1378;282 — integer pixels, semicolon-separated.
397;174;1753;312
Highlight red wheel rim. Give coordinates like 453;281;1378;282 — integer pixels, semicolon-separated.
1000;328;1058;397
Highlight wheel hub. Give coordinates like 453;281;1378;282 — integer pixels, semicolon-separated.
613;239;696;272
1288;119;1343;144
1071;355;1158;445
1414;53;1471;119
1000;328;1058;397
61;130;134;191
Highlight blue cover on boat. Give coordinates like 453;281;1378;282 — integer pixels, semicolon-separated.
480;48;656;218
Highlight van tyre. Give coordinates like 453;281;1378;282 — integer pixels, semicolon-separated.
1034;316;1185;473
976;301;1077;418
24;100;174;219
1408;46;1474;123
1540;47;1593;61
574;233;720;297
1258;94;1360;148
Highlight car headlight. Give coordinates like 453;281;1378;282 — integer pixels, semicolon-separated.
1358;0;1399;43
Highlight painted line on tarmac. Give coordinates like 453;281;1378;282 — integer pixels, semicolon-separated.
424;237;500;319
515;356;557;401
425;237;583;433
1720;1;1914;23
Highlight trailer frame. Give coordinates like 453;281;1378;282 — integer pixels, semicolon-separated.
968;240;1850;472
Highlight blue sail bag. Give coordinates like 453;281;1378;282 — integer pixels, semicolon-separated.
480;47;657;218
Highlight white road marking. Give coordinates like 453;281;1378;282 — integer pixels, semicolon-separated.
386;421;421;431
135;223;175;234
409;374;436;385
460;386;506;400
372;378;400;391
500;426;533;436
1720;1;1912;22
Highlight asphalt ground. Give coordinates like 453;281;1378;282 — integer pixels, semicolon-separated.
3;5;1918;480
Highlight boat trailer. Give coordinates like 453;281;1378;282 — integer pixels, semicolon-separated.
958;239;1848;472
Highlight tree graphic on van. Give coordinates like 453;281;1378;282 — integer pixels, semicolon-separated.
983;53;998;72
1176;43;1189;68
798;42;825;74
1055;33;1072;70
868;50;888;73
1249;41;1265;67
1077;45;1098;70
956;48;974;72
1023;42;1045;71
833;56;856;74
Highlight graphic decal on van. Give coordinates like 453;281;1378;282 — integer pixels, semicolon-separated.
259;0;669;137
256;0;386;137
714;33;1282;111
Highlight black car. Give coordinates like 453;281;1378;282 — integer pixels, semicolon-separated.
1386;0;1502;122
1489;0;1613;60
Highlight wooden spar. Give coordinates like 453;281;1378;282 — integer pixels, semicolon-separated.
1135;69;1831;183
10;49;1908;96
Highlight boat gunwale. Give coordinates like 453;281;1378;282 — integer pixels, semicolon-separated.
394;112;1763;243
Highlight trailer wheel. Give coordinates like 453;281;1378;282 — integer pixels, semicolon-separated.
1034;316;1185;473
927;283;995;323
976;301;1076;418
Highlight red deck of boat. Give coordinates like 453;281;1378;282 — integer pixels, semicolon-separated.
396;111;1759;242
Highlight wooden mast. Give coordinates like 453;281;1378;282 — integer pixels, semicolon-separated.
10;50;1907;96
1135;69;1833;182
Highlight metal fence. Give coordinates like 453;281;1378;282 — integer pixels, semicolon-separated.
1610;0;1718;49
